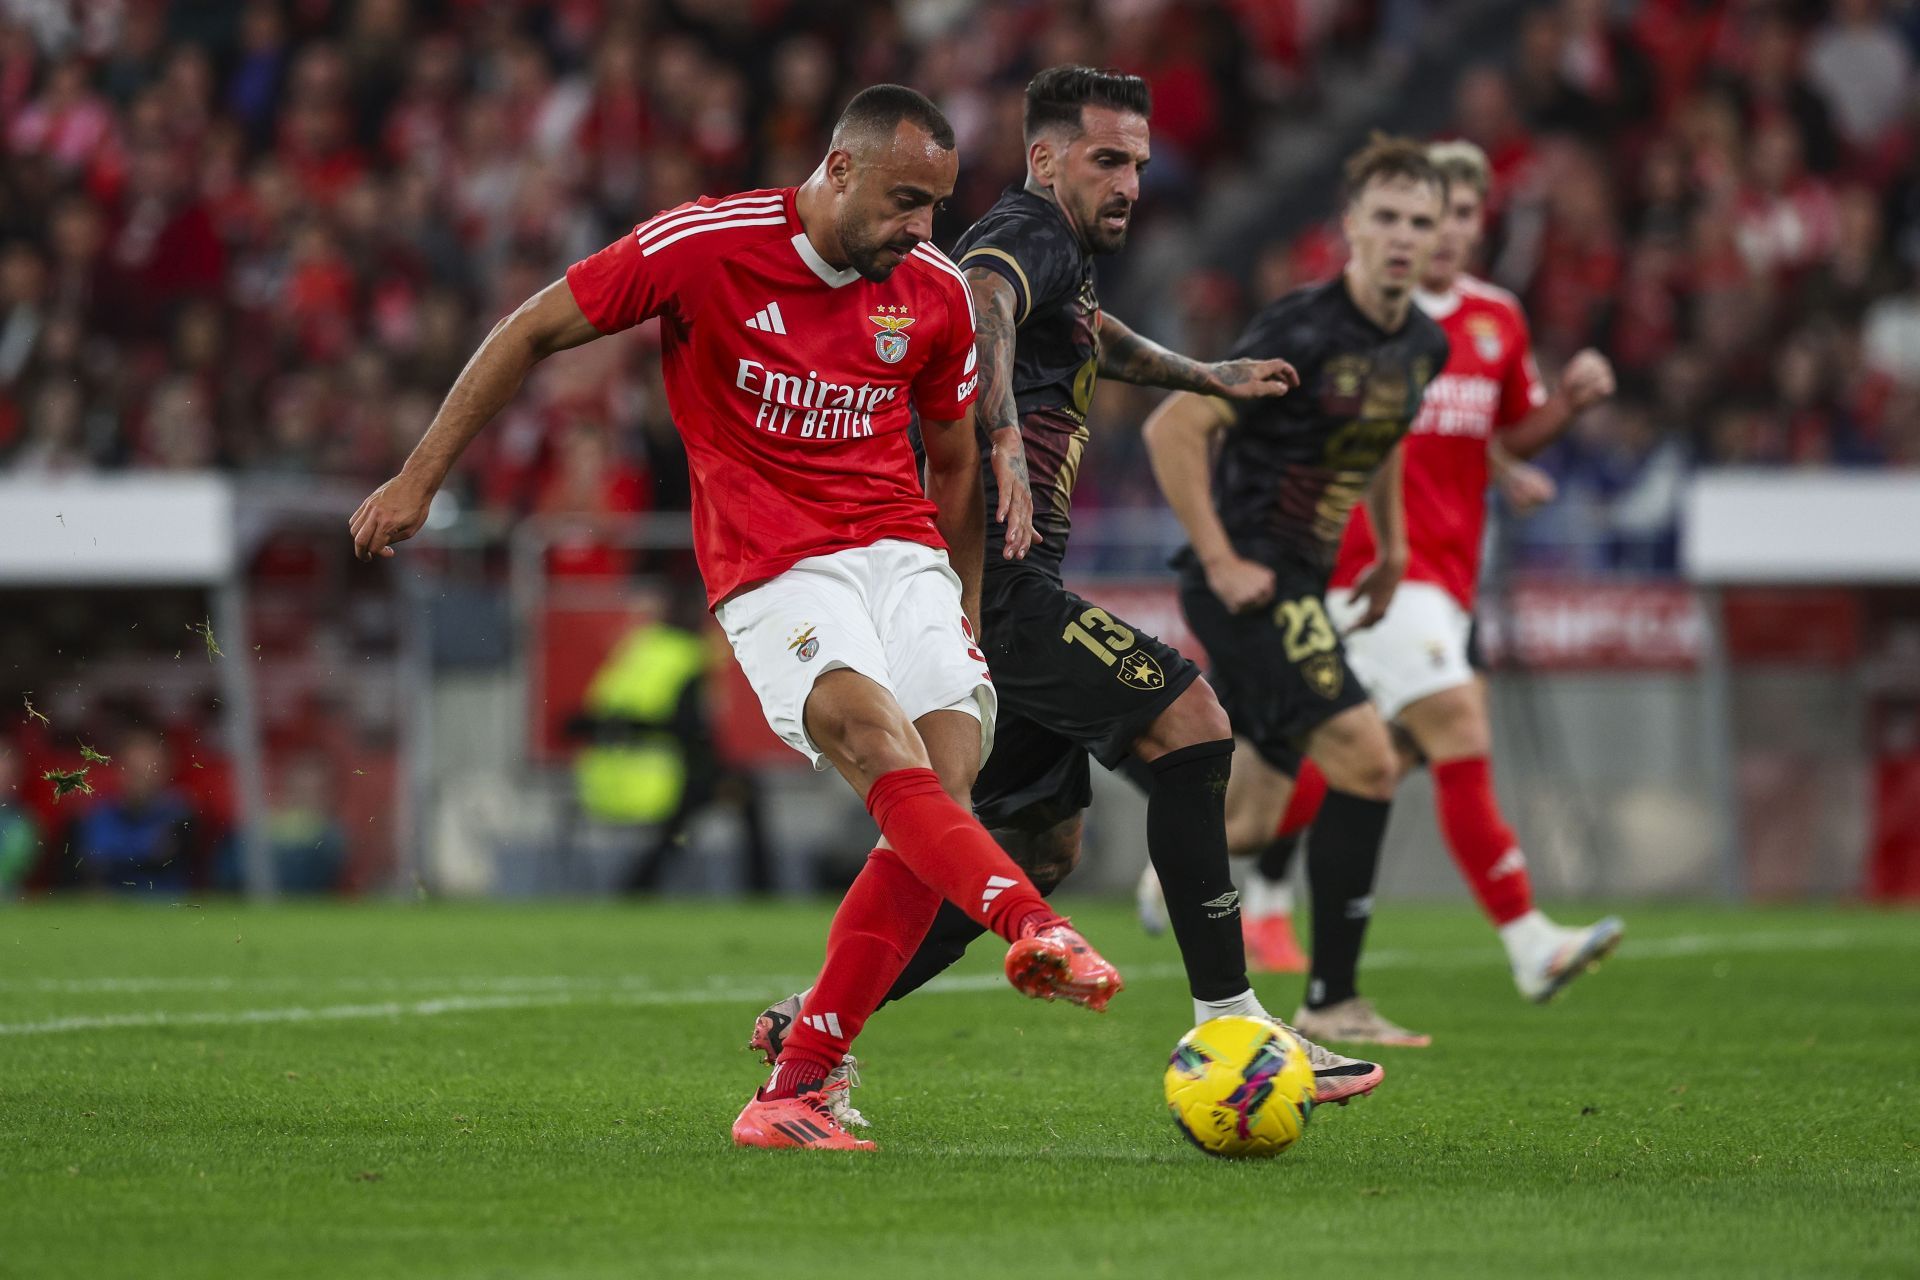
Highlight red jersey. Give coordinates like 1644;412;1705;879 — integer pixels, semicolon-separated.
1330;275;1546;609
564;188;980;606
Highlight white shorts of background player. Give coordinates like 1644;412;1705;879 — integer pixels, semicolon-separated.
1325;580;1477;723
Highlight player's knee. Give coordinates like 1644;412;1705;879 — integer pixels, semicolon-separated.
1225;786;1285;856
1225;808;1273;858
1175;680;1233;745
1339;746;1398;801
818;711;925;782
1142;680;1232;755
993;816;1082;894
1403;686;1490;761
1430;704;1491;760
1316;717;1399;801
1028;818;1083;893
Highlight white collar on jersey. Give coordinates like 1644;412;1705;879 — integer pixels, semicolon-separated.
1414;285;1461;319
791;232;861;288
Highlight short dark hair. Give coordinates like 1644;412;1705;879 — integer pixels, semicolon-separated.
1024;66;1151;141
833;83;955;151
1342;132;1448;207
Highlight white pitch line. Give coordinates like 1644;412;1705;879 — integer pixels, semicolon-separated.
0;927;1890;998
0;928;1906;1038
0;966;1189;1039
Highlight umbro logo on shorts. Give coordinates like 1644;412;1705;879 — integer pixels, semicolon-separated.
1200;889;1241;919
744;301;788;334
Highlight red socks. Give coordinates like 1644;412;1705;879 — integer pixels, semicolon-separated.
1432;756;1532;926
773;844;942;1085
1275;755;1532;927
770;768;1057;1089
863;767;1055;941
1277;760;1329;839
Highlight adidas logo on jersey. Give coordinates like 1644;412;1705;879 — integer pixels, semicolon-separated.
744;301;788;334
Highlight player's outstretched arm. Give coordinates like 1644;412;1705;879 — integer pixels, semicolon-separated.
1097;313;1298;400
1500;348;1615;460
350;280;603;561
923;406;987;635
965;267;1038;561
1489;440;1559;513
1348;446;1408;630
1141;393;1275;613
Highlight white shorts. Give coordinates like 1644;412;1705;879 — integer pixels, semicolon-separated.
715;539;997;771
1325;580;1476;721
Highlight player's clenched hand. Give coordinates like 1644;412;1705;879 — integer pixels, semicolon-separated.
1206;358;1300;401
349;474;435;562
1204;553;1276;614
1496;459;1558;514
989;427;1042;560
1560;349;1615;412
1347;556;1404;630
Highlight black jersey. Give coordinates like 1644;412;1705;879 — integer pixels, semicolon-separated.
1188;276;1449;579
953;186;1101;579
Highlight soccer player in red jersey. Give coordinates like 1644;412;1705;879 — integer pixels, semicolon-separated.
1242;141;1624;1030
349;86;1121;1151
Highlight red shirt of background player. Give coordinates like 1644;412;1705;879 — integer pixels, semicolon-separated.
562;186;978;607
1330;275;1546;610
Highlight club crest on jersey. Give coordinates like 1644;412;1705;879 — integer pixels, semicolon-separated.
870;304;914;364
1467;315;1503;362
788;625;820;663
1117;650;1165;692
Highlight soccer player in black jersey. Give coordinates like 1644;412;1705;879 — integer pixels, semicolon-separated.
1141;135;1451;1049
751;67;1386;1123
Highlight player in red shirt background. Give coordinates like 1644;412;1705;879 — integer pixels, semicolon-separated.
1238;141;1624;1039
349;86;1121;1151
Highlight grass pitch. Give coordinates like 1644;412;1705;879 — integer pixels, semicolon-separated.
2;900;1915;1279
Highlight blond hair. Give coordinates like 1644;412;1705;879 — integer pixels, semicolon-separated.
1426;139;1491;200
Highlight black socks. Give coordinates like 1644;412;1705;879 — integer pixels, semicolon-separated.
1146;739;1248;1003
1304;789;1392;1009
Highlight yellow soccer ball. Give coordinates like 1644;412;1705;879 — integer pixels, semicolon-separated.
1164;1015;1316;1158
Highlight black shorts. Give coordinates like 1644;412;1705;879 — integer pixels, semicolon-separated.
1178;562;1369;775
972;565;1199;830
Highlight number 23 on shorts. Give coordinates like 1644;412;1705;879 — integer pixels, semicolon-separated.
1275;596;1337;664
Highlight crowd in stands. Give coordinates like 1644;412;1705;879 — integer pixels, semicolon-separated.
4;2;1912;582
1462;0;1920;569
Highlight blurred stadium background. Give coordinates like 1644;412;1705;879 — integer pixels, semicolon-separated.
2;0;1917;910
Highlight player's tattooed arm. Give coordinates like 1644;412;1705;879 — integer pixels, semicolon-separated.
1097;314;1299;401
351;279;601;561
966;266;1038;560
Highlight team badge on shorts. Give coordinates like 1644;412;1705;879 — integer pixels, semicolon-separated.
1117;650;1165;691
870;305;914;364
788;625;820;663
1303;653;1345;699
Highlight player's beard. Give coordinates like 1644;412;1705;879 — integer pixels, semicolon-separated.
1081;195;1132;254
840;213;918;282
